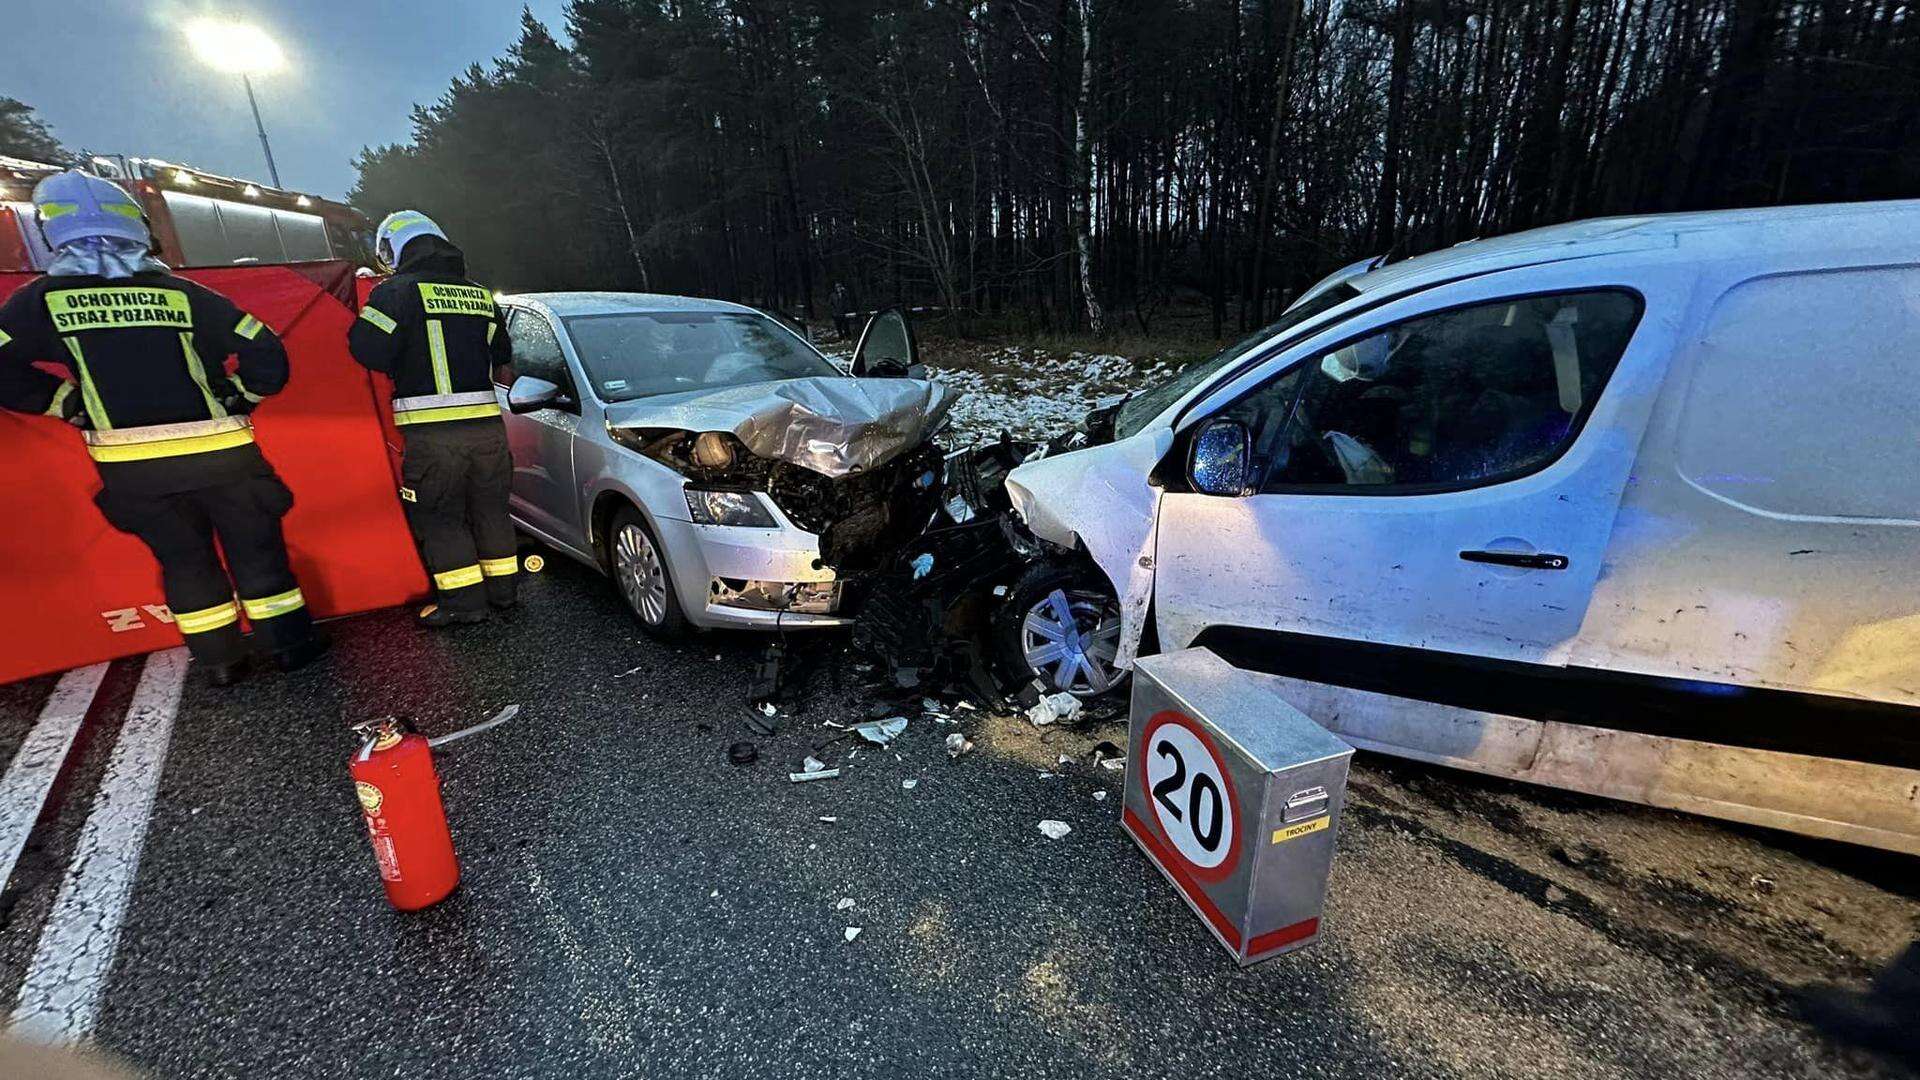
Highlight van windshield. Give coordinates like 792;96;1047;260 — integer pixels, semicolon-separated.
1114;283;1363;438
563;312;841;402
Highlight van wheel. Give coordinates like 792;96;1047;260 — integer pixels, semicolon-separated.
993;561;1127;700
608;506;687;638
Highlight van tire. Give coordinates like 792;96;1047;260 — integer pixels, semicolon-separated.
993;560;1128;701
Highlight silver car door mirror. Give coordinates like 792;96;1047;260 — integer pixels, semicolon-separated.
507;375;562;414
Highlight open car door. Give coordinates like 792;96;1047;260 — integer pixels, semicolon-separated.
849;308;925;378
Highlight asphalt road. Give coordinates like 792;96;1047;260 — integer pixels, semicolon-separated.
1;554;1916;1079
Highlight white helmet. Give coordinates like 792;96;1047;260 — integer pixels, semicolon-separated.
374;210;447;270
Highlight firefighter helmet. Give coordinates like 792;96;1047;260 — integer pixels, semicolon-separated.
32;169;150;250
374;210;448;270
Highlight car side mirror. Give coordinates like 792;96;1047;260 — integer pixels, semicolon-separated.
1189;418;1252;496
507;375;562;414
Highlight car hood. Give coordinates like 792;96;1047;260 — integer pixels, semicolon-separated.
602;376;956;478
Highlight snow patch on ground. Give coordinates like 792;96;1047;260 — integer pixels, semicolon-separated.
818;337;1180;442
928;346;1176;443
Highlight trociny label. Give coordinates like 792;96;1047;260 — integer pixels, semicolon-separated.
417;283;494;318
1271;816;1330;844
45;288;191;332
355;780;384;815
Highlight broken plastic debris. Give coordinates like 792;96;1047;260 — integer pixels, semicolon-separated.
1025;692;1082;727
835;898;856;911
710;889;720;898
945;732;974;759
758;702;778;717
956;701;977;712
803;755;827;773
844;927;862;942
614;663;646;679
819;816;838;823
911;553;935;579
921;697;943;713
1100;758;1125;771
902;778;919;790
789;768;842;783
1092;791;1108;802
1056;754;1072;765
854;716;909;745
1038;820;1073;840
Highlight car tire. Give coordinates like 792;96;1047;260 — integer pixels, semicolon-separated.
608;505;687;638
993;560;1128;701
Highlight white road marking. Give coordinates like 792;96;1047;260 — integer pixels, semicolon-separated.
0;663;110;893
8;648;189;1045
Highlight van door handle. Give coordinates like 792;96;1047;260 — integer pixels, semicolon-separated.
1459;550;1569;571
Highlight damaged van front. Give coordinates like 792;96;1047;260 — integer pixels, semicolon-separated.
994;204;1920;854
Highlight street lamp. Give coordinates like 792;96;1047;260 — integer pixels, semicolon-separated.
184;19;287;189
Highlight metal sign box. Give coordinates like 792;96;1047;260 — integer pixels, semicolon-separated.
1122;647;1354;965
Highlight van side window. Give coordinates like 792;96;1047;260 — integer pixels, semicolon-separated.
507;309;576;403
1676;267;1920;523
1238;290;1641;491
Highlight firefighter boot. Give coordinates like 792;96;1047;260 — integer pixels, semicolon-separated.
418;598;488;628
275;631;333;672
206;656;251;688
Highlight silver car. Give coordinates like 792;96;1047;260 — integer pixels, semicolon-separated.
492;292;953;636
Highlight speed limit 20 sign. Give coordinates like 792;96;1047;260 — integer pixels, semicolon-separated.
1121;649;1353;966
1139;711;1242;881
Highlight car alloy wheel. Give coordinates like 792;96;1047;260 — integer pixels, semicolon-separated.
614;522;670;625
1021;587;1123;696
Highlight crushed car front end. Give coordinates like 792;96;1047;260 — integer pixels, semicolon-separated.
600;377;955;629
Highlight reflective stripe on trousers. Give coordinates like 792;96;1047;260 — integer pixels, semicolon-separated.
240;587;306;620
434;565;484;590
173;599;239;635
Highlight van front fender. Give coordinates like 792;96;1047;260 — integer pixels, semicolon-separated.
1003;429;1172;669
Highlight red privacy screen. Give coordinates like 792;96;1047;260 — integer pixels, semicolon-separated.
0;262;427;683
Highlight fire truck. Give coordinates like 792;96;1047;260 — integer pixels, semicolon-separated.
0;154;372;272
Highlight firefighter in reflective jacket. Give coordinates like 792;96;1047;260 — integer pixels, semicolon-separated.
0;170;327;685
348;211;517;626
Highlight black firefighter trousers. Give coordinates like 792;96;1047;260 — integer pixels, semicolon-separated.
400;419;517;615
95;470;316;668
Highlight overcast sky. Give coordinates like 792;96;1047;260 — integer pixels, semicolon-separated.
8;0;572;201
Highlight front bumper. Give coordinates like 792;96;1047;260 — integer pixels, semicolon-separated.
649;502;854;630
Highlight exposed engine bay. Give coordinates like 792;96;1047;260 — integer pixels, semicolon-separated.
628;426;948;576
605;368;1089;702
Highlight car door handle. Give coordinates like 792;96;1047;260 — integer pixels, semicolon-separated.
1459;550;1569;571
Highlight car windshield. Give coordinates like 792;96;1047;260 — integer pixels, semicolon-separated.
1114;283;1364;438
562;311;841;402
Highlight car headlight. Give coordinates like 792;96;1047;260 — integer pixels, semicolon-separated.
685;488;777;528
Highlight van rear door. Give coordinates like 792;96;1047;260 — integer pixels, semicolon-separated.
1152;260;1685;669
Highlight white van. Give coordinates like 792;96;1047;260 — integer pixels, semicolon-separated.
1001;202;1920;854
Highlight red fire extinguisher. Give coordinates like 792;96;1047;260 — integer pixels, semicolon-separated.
350;718;459;911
